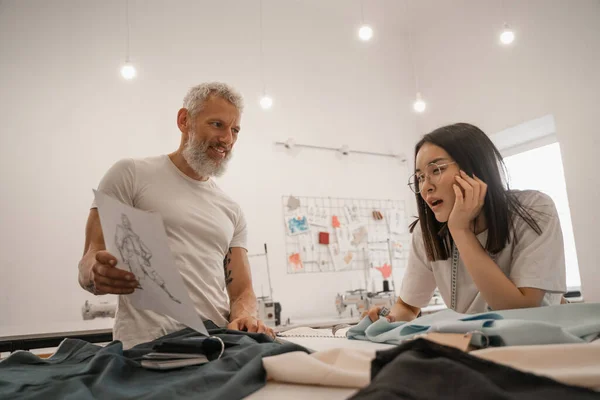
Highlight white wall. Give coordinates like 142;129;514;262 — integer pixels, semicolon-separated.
5;0;595;337
0;0;419;334
412;0;600;301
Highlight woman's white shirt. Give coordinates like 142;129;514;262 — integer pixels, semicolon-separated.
399;190;567;314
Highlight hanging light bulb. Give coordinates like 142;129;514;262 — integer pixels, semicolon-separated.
500;23;515;45
257;0;272;110
357;0;373;42
119;0;136;80
120;61;136;80
260;95;273;110
358;25;373;41
413;92;426;113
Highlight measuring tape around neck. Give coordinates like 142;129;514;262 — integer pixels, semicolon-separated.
451;243;459;310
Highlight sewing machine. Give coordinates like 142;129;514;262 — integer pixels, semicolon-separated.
251;243;283;327
257;297;282;327
82;297;282;328
81;300;116;320
335;289;396;318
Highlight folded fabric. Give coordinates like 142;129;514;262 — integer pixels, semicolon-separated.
347;303;600;348
263;348;375;388
0;321;309;400
277;326;350;338
125;323;275;359
472;341;600;390
349;338;600;400
151;336;225;360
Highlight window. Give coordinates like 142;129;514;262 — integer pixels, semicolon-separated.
503;142;581;289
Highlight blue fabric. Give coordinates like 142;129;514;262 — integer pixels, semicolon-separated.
347;303;600;347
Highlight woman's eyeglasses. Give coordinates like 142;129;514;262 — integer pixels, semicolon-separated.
408;162;457;194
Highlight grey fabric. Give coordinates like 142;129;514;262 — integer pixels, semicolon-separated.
0;323;308;400
348;303;600;348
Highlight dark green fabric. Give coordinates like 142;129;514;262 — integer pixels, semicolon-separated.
0;322;308;400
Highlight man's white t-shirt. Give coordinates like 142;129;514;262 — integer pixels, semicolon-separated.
399;190;567;314
91;155;247;348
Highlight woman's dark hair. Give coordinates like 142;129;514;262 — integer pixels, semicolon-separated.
409;122;542;261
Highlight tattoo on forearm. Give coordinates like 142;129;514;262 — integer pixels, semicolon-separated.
223;248;233;286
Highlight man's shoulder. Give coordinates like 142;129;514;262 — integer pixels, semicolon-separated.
208;181;242;211
107;155;166;175
128;155;168;171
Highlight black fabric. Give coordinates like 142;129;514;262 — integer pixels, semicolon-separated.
124;321;274;361
0;322;308;400
350;338;600;400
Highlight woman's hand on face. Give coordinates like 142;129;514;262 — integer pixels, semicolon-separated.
448;171;487;234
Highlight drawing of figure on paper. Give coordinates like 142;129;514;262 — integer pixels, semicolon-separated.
115;213;182;304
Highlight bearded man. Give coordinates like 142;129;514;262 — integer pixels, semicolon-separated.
78;82;273;348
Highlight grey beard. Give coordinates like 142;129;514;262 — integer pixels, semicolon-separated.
181;134;232;178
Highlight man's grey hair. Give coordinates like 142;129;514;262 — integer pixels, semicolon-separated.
182;82;244;119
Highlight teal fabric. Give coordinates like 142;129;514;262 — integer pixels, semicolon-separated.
0;323;308;400
347;303;600;348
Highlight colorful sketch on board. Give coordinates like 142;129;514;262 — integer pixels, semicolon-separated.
286;215;310;236
332;216;341;228
375;263;392;279
288;253;304;271
282;195;408;275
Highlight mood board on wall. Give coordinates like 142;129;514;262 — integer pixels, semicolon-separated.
282;195;411;279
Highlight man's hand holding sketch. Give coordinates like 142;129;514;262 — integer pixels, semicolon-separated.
88;250;140;295
80;209;141;296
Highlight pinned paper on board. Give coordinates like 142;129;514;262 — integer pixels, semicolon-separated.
344;205;361;225
351;225;368;246
308;206;329;227
94;190;208;336
375;263;392;279
318;232;330;245
298;234;316;263
388;208;408;234
328;242;343;270
288;252;304;271
282;196;408;274
342;250;356;268
287;196;301;211
335;227;351;251
286;215;310;235
332;215;341;228
391;240;404;259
